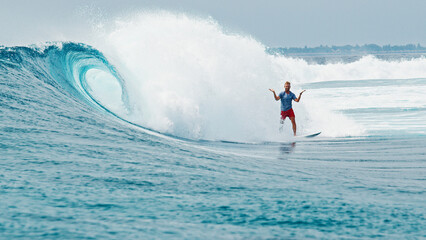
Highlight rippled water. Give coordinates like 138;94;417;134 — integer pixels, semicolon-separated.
1;42;425;239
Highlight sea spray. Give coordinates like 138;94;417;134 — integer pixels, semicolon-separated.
81;11;426;141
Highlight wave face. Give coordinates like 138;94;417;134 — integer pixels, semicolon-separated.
1;12;426;239
0;42;128;115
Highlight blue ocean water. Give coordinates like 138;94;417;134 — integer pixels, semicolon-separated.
1;16;426;238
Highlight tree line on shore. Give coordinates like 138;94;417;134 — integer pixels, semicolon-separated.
269;44;426;55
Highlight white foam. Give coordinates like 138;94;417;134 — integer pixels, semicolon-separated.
89;11;426;141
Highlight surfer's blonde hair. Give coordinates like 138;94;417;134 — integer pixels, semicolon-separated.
284;81;291;85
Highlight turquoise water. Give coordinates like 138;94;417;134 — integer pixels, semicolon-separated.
1;41;425;239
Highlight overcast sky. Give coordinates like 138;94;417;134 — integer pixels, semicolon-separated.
1;0;425;47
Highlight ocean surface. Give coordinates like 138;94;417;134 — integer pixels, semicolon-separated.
1;13;426;239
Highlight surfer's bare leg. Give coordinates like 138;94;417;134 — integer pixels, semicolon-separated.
290;117;296;136
279;118;284;133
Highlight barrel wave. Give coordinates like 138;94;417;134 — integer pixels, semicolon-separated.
1;12;426;239
1;42;126;115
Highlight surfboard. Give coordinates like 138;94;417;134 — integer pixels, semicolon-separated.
299;132;321;138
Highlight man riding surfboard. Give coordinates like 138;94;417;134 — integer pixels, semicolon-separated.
269;81;305;136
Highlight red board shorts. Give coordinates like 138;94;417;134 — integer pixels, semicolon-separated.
281;108;295;120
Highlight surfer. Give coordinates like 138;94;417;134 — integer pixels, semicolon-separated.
269;81;305;136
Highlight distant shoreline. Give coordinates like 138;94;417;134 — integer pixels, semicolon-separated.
268;44;426;55
267;44;426;64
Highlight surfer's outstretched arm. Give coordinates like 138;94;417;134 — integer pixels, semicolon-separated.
294;90;306;102
269;89;280;101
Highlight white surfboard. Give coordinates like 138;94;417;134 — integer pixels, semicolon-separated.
299;132;321;138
